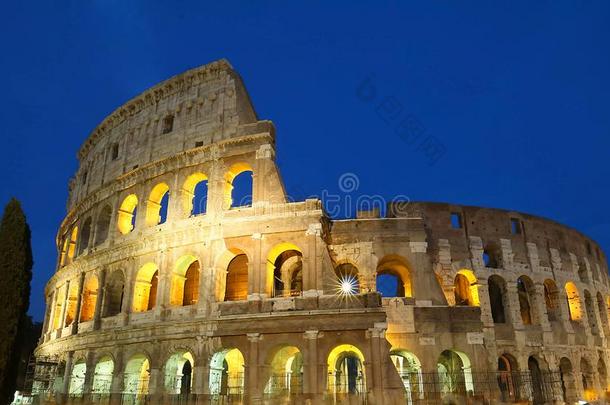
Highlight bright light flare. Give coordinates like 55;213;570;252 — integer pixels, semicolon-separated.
335;275;358;297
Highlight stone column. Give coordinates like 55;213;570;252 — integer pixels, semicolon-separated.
253;144;275;204
62;351;74;395
42;291;54;337
93;268;106;330
368;323;387;399
505;283;524;330
73;272;86;334
304;223;322;294
110;350;124;405
252;233;263;298
246;333;262;400
121;267;135;326
303;330;320;397
83;351;96;395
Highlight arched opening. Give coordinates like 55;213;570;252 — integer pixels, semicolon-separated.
224;163;253;209
437;350;474;397
488;275;507;323
123;355;150;399
376;255;412;298
63;226;78;265
543;279;560;322
584;290;599;335
170;255;200;307
103;270;124;317
164;351;194;395
64;281;79;326
94;205;112;246
517;276;535;325
527;356;546;405
334;263;360;295
92;356;114;395
580;357;595;401
327;344;366;396
146;183;170;226
209;349;245;397
454;270;479;306
598;358;607;394
77;217;92;255
69;359;86;396
267;243;303;297
565;282;582;321
52;285;66;330
79;274;99;322
559;357;576;404
497;354;520;402
596;292;609;332
224;251;248;301
482;242;500;268
132;263;159;312
182;172;208;216
390;350;422;403
117;194;138;235
264;346;303;396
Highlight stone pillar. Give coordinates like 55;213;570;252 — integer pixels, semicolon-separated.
121;267;135;326
253;144;275;204
368;323;387;399
73;272;86;334
93;268;106;330
304;223;322;294
42;291;54;337
110;351;124;405
252;233;263;298
303;330;320;397
62;351;74;394
83;351;96;395
59;280;71;332
505;283;523;329
246;333;262;400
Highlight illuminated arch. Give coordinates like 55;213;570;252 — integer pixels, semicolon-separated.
92;356;114;394
327;344;366;394
62;226;79;265
221;249;249;301
64;281;79;326
390;349;423;401
145;183;170;226
334;263;361;294
52;285;67;330
597;292;609;331
182;172;208;216
164;351;195;395
132;263;159;312
69;358;87;395
124;354;150;397
376;255;412;298
565;281;582;321
79;273;99;322
559;357;576;403
437;350;474;395
209;348;245;396
266;242;303;297
581;357;595;400
454;269;479;306
117;194;138;235
224;162;253;209
169;255;200;307
264;345;303;395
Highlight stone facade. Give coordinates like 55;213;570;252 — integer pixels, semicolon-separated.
33;60;610;404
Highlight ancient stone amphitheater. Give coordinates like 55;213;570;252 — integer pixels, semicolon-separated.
32;60;609;404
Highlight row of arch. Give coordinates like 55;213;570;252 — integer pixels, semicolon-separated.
59;163;254;267
48;248;420;334
68;344;366;397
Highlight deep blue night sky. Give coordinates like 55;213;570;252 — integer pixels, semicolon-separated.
2;1;609;321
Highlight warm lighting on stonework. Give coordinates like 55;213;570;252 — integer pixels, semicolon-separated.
117;194;138;234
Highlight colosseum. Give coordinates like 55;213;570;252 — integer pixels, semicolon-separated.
32;59;610;405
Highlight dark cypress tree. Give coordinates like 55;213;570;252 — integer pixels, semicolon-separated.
0;198;33;405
